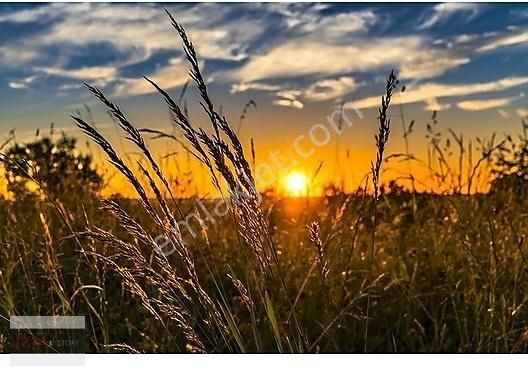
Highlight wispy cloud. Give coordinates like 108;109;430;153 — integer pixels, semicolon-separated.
0;4;259;64
0;1;526;120
347;76;528;110
36;66;117;86
113;58;188;97
424;97;451;111
230;82;283;94
0;48;39;67
419;3;479;29
273;98;304;110
0;3;266;94
290;9;377;36
457;97;512;111
231;76;359;107
477;29;528;52
304;77;360;102
517;109;528;118
273;90;304;110
235;36;467;82
8;76;38;90
268;4;375;35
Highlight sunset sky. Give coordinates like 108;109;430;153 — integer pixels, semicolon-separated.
1;2;527;195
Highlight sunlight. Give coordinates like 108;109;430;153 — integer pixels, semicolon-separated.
284;171;308;197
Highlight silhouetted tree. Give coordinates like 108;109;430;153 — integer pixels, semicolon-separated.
491;118;528;198
2;135;102;199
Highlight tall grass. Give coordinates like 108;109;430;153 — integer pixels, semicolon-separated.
69;11;310;352
364;70;398;352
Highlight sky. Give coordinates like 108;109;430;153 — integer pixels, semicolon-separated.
0;2;527;195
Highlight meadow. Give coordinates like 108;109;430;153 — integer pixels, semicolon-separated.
1;11;528;353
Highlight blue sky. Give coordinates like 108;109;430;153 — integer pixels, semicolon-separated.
0;3;527;157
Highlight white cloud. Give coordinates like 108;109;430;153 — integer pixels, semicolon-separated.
293;10;377;36
273;90;304;109
230;82;283;94
0;4;61;23
235;36;467;82
477;30;528;52
0;48;39;67
424;97;451;111
8;82;27;89
266;4;375;36
0;4;261;66
8;75;38;90
347;76;528;110
457;97;511;111
37;66;117;84
113;58;189;97
0;3;274;98
273;98;304;110
58;83;82;91
453;34;478;44
400;56;470;80
0;3;269;98
517;109;528;118
262;3;328;29
304;77;360;101
231;76;360;106
276;90;302;101
0;2;523;110
419;3;479;29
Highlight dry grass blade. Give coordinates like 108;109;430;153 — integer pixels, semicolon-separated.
365;70;398;352
71;115;163;227
371;70;398;201
308;222;328;282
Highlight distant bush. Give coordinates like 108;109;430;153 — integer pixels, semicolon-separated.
491;118;528;198
2;135;102;199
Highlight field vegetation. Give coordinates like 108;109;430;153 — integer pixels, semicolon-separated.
1;11;528;353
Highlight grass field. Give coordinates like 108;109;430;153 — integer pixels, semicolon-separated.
1;11;528;354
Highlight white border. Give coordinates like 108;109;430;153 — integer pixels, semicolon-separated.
9;354;85;366
1;354;528;374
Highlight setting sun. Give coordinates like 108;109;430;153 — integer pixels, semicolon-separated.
284;171;308;197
